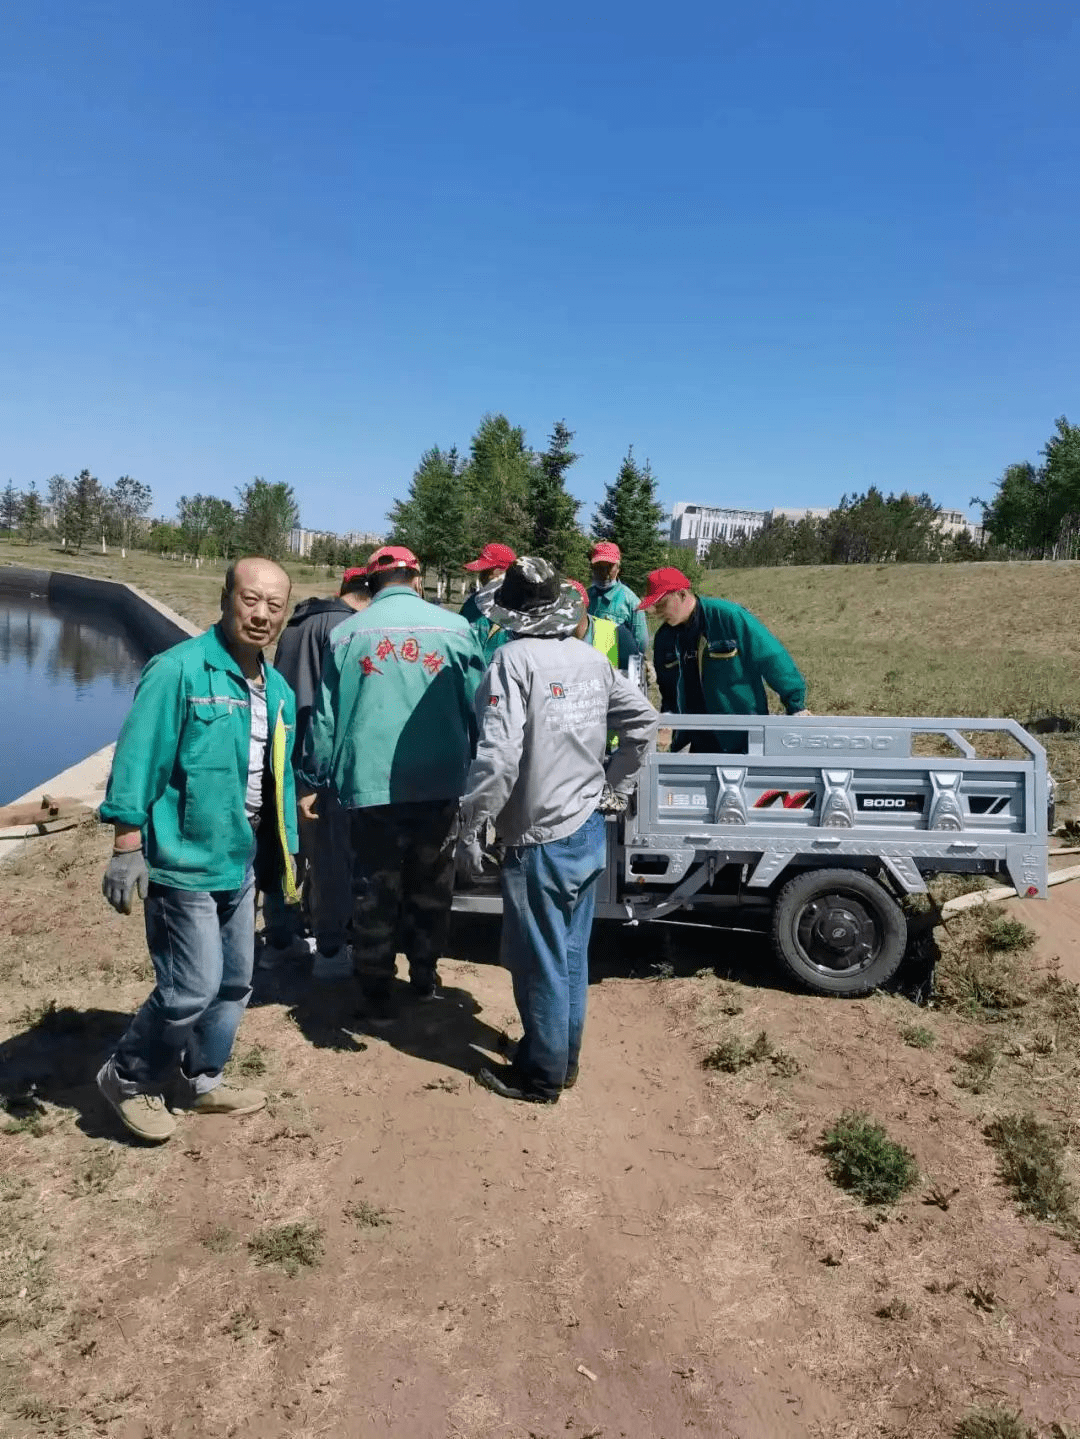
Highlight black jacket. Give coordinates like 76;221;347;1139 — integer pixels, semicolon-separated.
273;596;357;760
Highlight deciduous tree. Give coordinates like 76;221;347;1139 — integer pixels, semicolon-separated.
237;478;299;560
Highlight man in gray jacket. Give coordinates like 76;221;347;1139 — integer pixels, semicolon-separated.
458;558;658;1103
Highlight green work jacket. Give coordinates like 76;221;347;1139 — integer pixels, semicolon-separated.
299;584;487;808
587;579;649;652
461;588;512;662
100;624;299;894
654;595;805;724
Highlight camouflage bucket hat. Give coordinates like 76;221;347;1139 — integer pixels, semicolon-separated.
474;556;584;638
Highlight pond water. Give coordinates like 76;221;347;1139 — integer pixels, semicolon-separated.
0;590;150;806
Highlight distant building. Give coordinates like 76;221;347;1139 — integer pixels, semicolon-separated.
670;498;984;559
936;509;985;545
670;502;833;559
770;506;832;526
288;526;386;558
288;527;326;558
670;503;769;558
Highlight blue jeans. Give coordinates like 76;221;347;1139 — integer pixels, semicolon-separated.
111;858;257;1098
499;810;607;1097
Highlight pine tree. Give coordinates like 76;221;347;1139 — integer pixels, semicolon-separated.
461;414;533;556
526;420;585;574
19;482;44;544
61;469;104;551
592;447;667;592
387;446;468;591
0;481;18;539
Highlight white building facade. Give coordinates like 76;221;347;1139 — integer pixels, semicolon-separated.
669;502;769;558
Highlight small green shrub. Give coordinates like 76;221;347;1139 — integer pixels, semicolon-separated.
345;1199;391;1229
952;1405;1034;1439
984;916;1036;953
956;1037;999;1094
984;1112;1076;1225
703;1031;773;1073
900;1024;936;1049
820;1110;918;1205
248;1221;324;1275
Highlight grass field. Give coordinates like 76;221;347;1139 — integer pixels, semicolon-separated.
5;543;1077;809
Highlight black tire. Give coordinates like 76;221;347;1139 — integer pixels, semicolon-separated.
772;867;907;998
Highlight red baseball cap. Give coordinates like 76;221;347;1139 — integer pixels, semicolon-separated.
590;541;621;564
568;578;589;609
638;566;691;610
341;566;367;586
464;542;516;573
365;544;420;574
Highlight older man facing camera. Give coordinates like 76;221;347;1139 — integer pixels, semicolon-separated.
97;557;298;1142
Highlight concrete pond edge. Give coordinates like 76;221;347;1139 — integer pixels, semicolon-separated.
0;563;200;860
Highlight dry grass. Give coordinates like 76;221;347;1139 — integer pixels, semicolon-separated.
934;904;1034;1017
700;560;1080;811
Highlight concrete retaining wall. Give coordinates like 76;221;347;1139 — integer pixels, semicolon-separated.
0;567;201;848
0;564;199;661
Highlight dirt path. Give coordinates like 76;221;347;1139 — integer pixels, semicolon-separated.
4;824;1080;1438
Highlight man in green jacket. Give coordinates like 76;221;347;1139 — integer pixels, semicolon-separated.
299;545;487;1023
641;566;809;754
97;557;298;1143
587;541;650;653
460;541;516;659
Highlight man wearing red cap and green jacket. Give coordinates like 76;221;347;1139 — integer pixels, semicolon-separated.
587;541;649;653
461;541;516;659
640;566;809;754
299;545;487;1023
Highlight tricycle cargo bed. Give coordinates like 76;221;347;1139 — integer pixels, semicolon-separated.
453;715;1051;998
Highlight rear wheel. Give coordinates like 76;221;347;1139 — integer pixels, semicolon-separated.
772;868;907;997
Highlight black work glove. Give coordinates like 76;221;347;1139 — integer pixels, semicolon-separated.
102;851;150;914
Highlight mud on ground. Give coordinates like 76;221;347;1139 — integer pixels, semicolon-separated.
2;821;1080;1438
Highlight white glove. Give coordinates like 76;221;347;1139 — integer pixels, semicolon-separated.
455;832;499;884
790;709;812;718
598;783;629;816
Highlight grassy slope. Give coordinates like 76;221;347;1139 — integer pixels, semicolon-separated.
3;545;1077;803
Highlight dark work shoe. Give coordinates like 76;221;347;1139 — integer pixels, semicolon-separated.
409;970;439;1002
475;1064;558;1105
359;985;396;1028
563;1064;579;1090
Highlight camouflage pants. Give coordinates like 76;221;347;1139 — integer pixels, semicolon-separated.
350;800;458;990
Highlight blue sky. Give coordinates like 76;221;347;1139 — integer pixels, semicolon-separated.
1;1;1077;534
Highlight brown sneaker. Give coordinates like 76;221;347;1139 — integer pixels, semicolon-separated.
96;1061;176;1143
188;1082;267;1117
